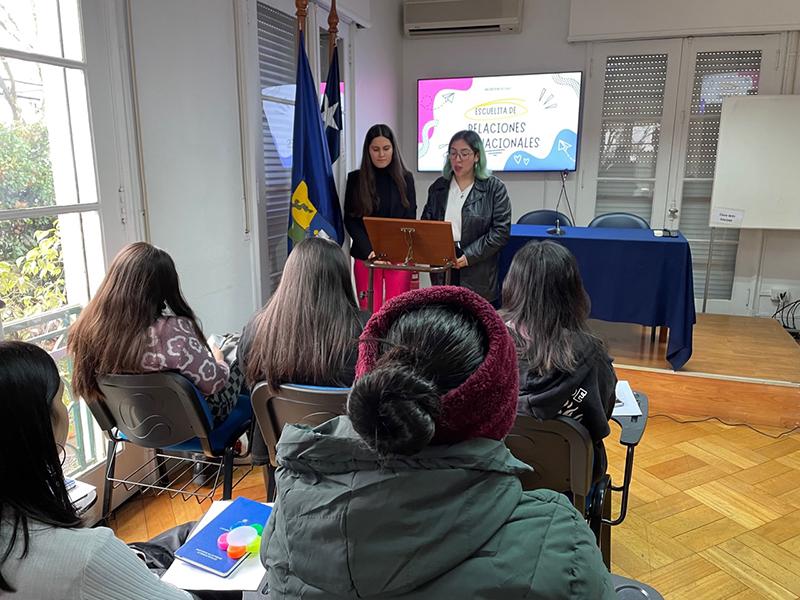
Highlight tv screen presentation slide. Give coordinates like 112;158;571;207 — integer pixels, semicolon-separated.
417;72;582;172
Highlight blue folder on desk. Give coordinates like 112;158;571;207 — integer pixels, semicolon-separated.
174;497;273;577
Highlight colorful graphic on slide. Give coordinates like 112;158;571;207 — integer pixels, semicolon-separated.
418;73;582;172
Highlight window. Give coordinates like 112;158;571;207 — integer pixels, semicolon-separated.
581;36;782;306
256;1;351;294
0;0;108;475
257;2;296;293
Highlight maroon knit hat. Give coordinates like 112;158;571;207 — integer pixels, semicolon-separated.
356;286;519;443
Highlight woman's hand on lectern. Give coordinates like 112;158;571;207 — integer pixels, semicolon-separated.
456;255;469;269
367;251;390;265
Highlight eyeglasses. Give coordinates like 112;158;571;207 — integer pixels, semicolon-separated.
447;149;475;160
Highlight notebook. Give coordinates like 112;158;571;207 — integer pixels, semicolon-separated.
174;497;273;577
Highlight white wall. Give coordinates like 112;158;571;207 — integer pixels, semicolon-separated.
401;0;586;222
130;0;256;333
352;0;404;155
569;0;800;41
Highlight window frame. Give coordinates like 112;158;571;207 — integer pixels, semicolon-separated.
0;0;146;523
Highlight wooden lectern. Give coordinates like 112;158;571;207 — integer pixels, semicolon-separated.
363;217;456;313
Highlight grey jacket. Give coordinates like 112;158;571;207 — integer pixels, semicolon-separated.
261;416;615;599
421;175;512;301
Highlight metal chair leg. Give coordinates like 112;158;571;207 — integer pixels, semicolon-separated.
155;451;169;487
601;487;612;569
222;446;234;500
102;438;117;520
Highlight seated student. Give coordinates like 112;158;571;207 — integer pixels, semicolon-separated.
500;240;617;482
239;237;368;481
260;286;615;599
68;242;243;426
0;341;194;599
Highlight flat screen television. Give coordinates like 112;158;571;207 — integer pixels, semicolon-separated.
417;72;583;173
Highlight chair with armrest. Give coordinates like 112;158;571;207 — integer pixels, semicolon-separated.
93;372;252;519
517;209;574;227
504;392;649;571
250;382;350;501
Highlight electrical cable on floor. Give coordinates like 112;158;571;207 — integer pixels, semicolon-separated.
649;413;800;440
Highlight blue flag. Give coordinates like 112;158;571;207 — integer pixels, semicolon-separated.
321;47;342;164
289;32;343;246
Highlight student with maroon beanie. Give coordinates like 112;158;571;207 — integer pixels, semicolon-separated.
260;286;614;599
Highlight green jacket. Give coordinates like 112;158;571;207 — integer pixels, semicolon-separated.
261;416;615;599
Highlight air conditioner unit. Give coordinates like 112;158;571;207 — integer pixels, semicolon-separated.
403;0;523;38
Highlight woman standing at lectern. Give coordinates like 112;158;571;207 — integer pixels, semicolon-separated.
421;130;511;304
344;124;417;312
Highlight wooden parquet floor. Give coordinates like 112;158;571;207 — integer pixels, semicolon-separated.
111;415;800;598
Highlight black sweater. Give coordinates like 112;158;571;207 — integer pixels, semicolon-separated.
513;330;617;482
343;168;416;260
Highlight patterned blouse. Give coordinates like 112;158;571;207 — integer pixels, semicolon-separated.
141;316;229;396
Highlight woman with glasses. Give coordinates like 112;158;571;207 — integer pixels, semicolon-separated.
421;130;511;304
344;124;417;311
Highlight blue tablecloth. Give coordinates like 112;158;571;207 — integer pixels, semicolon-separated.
498;225;696;370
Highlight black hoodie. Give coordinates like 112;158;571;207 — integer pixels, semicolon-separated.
512;330;617;482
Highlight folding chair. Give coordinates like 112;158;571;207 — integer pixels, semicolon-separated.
505;392;649;569
250;382;350;501
92;372;252;519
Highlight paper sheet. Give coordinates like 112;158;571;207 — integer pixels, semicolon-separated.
162;500;270;591
613;381;642;417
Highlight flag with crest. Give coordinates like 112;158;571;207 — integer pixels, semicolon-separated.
288;31;343;246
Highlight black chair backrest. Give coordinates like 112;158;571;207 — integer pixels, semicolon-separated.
588;212;650;229
505;415;594;511
251;382;350;466
96;372;212;451
517;209;573;227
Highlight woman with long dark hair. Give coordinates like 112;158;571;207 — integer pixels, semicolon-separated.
260;287;614;599
421;129;511;303
0;341;192;598
344;124;416;311
239;237;367;477
68;242;242;425
500;240;617;481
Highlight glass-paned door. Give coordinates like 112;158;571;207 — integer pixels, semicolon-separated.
579;40;683;226
664;35;783;305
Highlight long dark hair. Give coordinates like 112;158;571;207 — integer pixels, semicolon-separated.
350;124;410;217
245;237;362;389
348;305;486;455
500;240;601;375
0;342;81;592
68;242;206;402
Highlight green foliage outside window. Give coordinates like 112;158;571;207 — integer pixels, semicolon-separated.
0;121;66;325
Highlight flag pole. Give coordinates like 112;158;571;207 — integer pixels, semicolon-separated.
295;0;308;33
327;0;339;63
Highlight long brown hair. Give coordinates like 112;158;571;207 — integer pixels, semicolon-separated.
68;242;205;401
349;124;410;217
245;237;361;389
499;240;601;375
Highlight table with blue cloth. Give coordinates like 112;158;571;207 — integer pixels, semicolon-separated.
498;225;696;370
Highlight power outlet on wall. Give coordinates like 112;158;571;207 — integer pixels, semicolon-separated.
770;289;791;303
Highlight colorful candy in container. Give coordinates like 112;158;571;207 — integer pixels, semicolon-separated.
217;519;264;559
